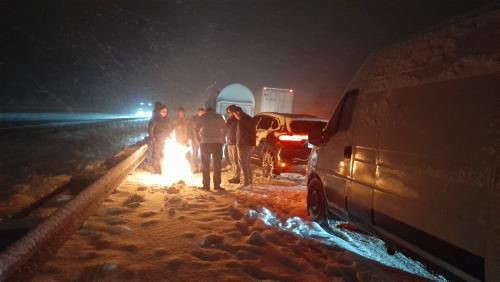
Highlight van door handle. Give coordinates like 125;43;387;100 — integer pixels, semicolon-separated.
344;146;353;159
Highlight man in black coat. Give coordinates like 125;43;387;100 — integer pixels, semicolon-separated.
226;105;240;184
233;107;256;187
149;104;172;174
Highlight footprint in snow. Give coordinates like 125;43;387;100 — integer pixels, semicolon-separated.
191;250;230;261
154;248;169;257
118;243;139;253
141;219;160;227
167;187;180;194
139;211;157;218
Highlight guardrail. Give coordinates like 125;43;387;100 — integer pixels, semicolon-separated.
0;144;148;281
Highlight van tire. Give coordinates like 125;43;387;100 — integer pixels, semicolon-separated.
307;178;327;226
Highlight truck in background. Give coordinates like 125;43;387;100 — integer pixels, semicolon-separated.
260;87;294;113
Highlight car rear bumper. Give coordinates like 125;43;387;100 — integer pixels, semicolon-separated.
274;157;308;174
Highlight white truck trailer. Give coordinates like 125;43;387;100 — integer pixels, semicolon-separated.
260;87;294;113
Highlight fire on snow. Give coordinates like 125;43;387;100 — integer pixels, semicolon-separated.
141;132;201;187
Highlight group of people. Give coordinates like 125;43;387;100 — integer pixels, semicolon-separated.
147;102;205;174
148;102;256;191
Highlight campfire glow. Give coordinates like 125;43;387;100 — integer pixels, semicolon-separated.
160;132;199;186
139;131;201;187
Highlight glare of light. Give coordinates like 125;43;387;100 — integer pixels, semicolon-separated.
289;89;294;93
338;160;345;174
160;132;200;186
278;134;308;141
140;102;144;105
135;109;152;118
148;103;152;106
139;132;201;187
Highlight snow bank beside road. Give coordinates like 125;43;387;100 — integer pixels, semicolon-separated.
0;119;147;218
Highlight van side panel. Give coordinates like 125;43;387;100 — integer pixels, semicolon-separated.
348;91;383;224
486;104;500;281
373;74;498;280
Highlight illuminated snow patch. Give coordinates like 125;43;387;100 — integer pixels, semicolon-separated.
138;132;201;187
248;207;447;281
160;133;201;186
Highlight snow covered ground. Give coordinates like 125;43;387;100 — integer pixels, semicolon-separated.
0;119;147;218
33;168;446;281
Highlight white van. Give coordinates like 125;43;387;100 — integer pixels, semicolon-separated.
306;8;499;281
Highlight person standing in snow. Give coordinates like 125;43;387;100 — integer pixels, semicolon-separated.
226;105;241;184
195;107;226;191
233;106;256;187
187;107;205;173
174;107;189;145
150;104;172;174
148;101;163;140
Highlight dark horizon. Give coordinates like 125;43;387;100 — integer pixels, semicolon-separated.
1;0;497;117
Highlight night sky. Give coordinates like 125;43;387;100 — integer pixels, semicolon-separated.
1;0;497;117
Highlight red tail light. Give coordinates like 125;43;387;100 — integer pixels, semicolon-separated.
278;134;308;142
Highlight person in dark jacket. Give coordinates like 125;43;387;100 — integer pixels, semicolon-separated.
233;107;256;187
148;101;163;139
226;105;240;184
174;107;189;145
187;108;206;172
150;104;172;174
195;107;226;191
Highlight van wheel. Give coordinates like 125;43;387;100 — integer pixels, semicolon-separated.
261;151;275;178
307;178;327;226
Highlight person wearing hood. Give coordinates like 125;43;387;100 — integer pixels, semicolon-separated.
150;104;172;174
233;107;256;187
148;101;163;139
225;105;241;184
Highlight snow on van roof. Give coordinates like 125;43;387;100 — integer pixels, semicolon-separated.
347;8;500;92
216;83;255;103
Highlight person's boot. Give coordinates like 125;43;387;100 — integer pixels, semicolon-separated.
238;182;252;189
214;186;225;191
228;178;240;184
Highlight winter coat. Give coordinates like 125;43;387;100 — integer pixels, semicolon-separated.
196;111;226;144
236;112;256;147
150;116;172;142
174;117;189;144
226;117;238;145
147;112;158;138
187;115;201;143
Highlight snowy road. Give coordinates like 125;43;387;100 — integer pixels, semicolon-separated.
0;113;145;131
33;168;446;281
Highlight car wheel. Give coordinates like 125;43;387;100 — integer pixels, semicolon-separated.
261;150;275;178
307;177;327;226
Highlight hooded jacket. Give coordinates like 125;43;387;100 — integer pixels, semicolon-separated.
150;115;172;141
236;112;256;146
196;111;226;144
